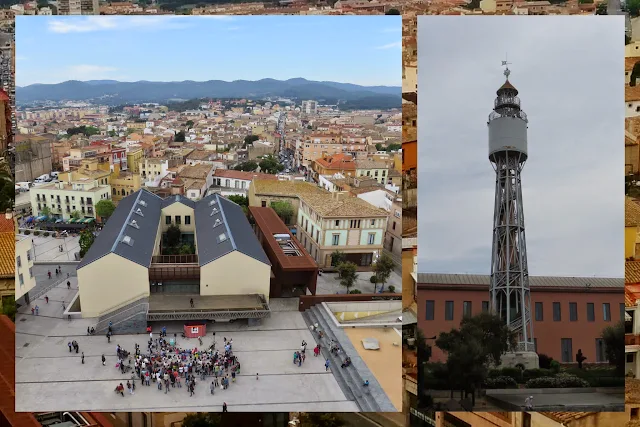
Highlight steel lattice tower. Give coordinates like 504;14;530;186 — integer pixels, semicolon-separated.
488;62;535;352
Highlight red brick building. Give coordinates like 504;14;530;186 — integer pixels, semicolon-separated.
418;274;624;364
249;206;318;297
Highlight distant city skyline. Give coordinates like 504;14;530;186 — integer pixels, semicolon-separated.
16;15;401;87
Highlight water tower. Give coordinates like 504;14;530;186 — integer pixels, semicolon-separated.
487;61;538;368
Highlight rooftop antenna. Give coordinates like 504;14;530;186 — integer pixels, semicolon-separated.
501;54;512;79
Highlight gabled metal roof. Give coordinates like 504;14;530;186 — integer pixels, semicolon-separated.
417;273;623;289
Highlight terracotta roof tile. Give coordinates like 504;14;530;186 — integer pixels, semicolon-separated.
542;412;595;423
627;261;640;284
627;197;640;227
214;169;277;181
628;57;640;72
252;180;327;197
299;193;387;218
627;84;640;102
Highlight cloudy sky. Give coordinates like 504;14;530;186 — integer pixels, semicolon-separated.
417;16;624;278
16;15;401;86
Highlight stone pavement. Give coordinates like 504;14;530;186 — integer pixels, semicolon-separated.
316;270;402;295
30;234;80;262
15;290;358;412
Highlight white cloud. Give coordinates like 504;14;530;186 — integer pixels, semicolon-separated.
376;41;401;50
48;16;233;34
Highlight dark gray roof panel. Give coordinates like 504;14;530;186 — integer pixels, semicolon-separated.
78;189;163;269
161;194;196;210
195;193;270;267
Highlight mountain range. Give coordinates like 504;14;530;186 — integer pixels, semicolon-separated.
16;78;401;109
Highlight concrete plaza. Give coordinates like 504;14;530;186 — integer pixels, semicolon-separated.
24;233;81;262
315;270;402;295
15;280;358;412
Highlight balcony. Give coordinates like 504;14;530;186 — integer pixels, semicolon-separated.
626;334;640;346
150;255;200;281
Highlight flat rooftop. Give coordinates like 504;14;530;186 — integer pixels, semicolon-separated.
148;294;264;312
344;327;402;412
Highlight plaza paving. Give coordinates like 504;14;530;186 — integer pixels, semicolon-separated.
15;281;358;412
316;270;402;295
27;233;80;262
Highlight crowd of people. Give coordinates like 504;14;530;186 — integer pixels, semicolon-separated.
113;331;242;398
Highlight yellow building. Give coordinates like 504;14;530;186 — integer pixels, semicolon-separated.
248;179;328;220
627;197;640;260
0;213;14;314
77;191;271;322
127;147;144;174
110;169;141;204
355;159;389;185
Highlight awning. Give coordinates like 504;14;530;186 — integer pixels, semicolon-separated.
69;219;77;223
85;218;95;223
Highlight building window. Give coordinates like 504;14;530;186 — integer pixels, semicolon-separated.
628;353;635;364
587;303;595;322
175;216;181;225
535;302;543;321
16;256;21;268
392;221;396;230
332;234;339;246
463;301;472;317
553;302;561;321
482;301;489;312
445;301;454;321
19;274;23;286
603;303;611;321
595;338;607;363
370;219;375;226
569;302;577;321
335;220;340;227
166;216;171;225
29;267;33;278
561;338;573;363
261;200;267;207
367;233;375;245
185;216;191;225
425;300;434;320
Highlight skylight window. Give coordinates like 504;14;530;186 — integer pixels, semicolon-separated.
129;219;139;229
209;199;218;206
217;233;227;243
138;200;147;207
122;235;134;246
135;208;144;217
213;218;222;228
210;207;219;216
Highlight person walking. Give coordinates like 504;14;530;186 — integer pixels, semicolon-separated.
45;296;49;304
35;305;39;315
48;271;51;279
31;307;34;315
190;298;194;308
222;402;228;412
102;354;106;366
210;381;215;395
68;342;72;352
67;281;70;290
325;359;330;371
81;352;85;364
107;332;111;343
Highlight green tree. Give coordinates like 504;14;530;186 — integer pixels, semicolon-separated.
386;143;402;152
596;2;608;14
2;297;16;322
300;412;346;427
337;262;358;294
386;8;400;14
40;206;51;218
182;412;222;427
602;321;625;375
373;253;395;292
436;312;517;406
108;130;117;137
271;201;294;224
175;130;186;142
0;159;13;212
227;195;248;207
244;134;260;145
630;0;640;16
95;199;115;220
185;120;194;128
330;250;346;267
233;161;258;172
375;143;384;151
79;229;95;258
179;244;195;255
259;155;284;174
70;211;81;220
166;224;182;248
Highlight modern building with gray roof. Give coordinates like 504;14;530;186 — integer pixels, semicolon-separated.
77;189;272;319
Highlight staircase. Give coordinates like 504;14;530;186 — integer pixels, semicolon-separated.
95;297;149;334
301;303;396;412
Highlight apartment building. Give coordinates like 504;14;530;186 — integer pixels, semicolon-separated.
297;193;388;268
248;179;327;220
310;153;356;182
30;175;111;220
301;100;318;115
355;159;389;185
15;233;35;305
298;134;368;169
58;0;99;14
140;157;170;186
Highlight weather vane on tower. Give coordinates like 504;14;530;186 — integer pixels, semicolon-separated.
501;54;512;79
